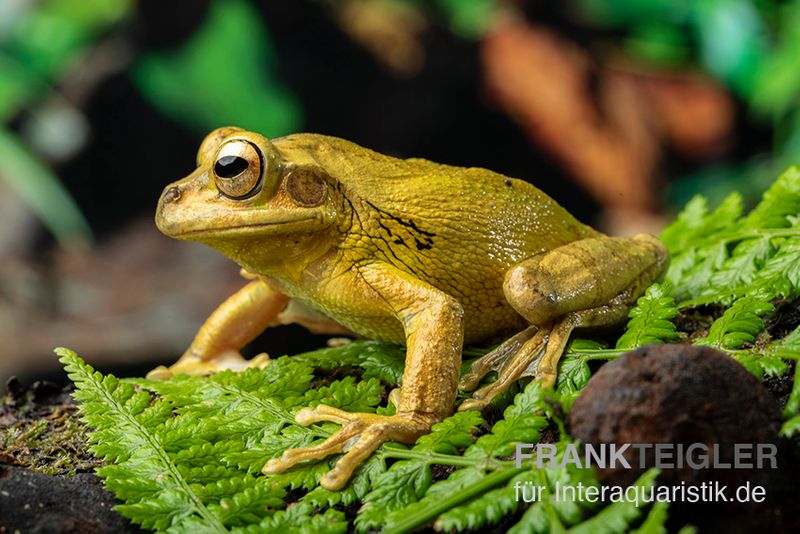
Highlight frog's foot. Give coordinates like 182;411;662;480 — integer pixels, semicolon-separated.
146;351;271;380
262;405;435;490
459;318;574;411
459;326;538;392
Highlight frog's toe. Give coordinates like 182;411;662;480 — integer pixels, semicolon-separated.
459;327;549;410
319;426;387;490
147;351;271;380
295;404;357;425
459;326;538;392
146;365;173;381
263;407;434;490
458;397;490;412
262;421;361;476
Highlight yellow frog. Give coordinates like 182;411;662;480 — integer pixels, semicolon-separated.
151;127;667;490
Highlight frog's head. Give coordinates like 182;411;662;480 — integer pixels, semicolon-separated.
156;127;339;268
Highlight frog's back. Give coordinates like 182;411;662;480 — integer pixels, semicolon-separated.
274;134;599;341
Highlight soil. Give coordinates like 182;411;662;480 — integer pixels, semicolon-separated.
0;379;139;533
0;465;141;533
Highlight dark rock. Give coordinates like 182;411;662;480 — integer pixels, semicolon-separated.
0;465;141;533
568;344;798;533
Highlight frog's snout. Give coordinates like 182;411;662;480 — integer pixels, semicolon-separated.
155;182;188;237
162;186;182;204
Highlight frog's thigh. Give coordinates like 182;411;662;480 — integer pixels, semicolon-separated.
503;234;667;325
459;235;666;410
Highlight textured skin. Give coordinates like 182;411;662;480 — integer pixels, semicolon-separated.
153;127;668;489
267;133;601;344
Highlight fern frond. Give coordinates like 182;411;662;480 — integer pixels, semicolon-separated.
631;501;669;534
292;341;406;385
57;348;231;532
741;166;800;230
616;283;679;350
362;383;552;533
707;237;774;298
433;470;537;531
781;415;800;437
660;193;743;256
355;410;484;531
568;469;659;534
696;294;774;349
299;376;383;412
237;503;347;534
468;382;548;459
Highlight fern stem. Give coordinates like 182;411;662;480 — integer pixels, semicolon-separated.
381;448;499;468
383;467;524;534
696;227;800;248
535;468;566;533
568;349;628;359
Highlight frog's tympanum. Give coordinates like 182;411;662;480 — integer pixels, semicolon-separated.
152;127;668;490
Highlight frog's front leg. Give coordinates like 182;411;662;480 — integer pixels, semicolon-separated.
147;276;289;379
460;234;667;411
263;262;462;490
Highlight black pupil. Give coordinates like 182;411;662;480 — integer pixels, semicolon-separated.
215;155;248;178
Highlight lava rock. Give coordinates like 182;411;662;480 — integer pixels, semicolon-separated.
568;344;796;532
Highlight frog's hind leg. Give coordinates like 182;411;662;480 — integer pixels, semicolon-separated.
459;234;667;411
459;296;632;411
459;326;539;392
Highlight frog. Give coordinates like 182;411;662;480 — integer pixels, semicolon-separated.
151;126;668;490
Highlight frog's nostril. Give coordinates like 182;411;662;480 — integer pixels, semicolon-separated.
163;186;182;204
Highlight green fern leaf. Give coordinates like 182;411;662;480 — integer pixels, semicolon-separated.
631;501;669;534
765;325;800;362
556;353;591;395
568;468;659;534
660;193;742;255
616;283;679;350
696;294;774;349
707;237;774;300
668;241;728;303
468;382;548;459
299;376;383;412
781;415;800;438
434;470;538;531
367;383;550;533
57;348;232;532
302;454;386;508
238;503;347;534
783;355;800;416
293;341;406;385
743;238;800;300
741;166;800;230
355;411;484;532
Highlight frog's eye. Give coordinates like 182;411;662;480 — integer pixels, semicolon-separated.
213;140;263;199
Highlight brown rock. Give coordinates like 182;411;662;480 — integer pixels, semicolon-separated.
569;344;796;532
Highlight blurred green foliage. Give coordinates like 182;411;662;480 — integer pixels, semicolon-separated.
133;0;301;137
570;0;800;208
0;0;131;244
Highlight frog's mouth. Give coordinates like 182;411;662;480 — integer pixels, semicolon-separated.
168;216;321;239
